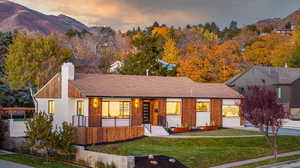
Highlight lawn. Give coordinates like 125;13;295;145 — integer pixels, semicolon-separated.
0;154;79;168
234;154;300;168
89;136;300;168
174;128;262;136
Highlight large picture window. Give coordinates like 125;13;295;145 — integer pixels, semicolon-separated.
166;102;181;115
196;101;210;112
102;101;130;118
223;105;239;117
48;100;55;114
77;100;84;115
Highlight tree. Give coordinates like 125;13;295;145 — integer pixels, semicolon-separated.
5;32;72;89
54;122;76;159
119;34;171;76
0;32;13;77
240;86;287;159
229;21;238;30
288;46;300;67
162;38;180;64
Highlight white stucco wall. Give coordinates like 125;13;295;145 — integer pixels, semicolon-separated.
196;112;210;126
102;119;130;127
167;115;181;127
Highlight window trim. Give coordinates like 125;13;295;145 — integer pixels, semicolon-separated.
76;100;84;116
277;87;282;99
102;101;131;119
48;100;55;115
166;101;182;115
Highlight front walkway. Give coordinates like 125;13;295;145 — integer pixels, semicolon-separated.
210;150;300;168
235;127;300;136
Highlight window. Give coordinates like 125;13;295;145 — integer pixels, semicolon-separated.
102;101;130;118
166;102;181;115
77;100;84;115
196;102;210;112
222;105;239;117
48;100;55;114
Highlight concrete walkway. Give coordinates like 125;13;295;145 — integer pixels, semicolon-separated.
155;135;264;138
0;159;33;168
210;150;300;168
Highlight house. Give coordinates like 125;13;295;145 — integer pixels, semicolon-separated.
109;60;124;73
109;59;176;73
34;63;241;144
225;65;300;119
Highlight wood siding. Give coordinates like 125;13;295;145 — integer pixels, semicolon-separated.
35;74;61;98
153;98;166;126
69;83;86;98
182;98;196;127
210;99;223;127
75;126;144;145
88;98;102;127
131;98;143;125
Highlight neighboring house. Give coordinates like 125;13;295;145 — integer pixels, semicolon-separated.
157;59;176;70
109;59;176;73
225;66;300;119
109;60;124;73
34;63;241;144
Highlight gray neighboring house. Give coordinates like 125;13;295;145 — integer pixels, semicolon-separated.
225;66;300;119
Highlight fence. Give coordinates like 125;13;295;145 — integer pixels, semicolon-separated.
75;126;144;145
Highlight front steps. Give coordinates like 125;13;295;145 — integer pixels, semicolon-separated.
144;124;169;136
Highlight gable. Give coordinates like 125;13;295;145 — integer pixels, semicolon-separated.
35;73;61;98
69;82;86;98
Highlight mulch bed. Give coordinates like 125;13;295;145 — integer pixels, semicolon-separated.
135;155;188;168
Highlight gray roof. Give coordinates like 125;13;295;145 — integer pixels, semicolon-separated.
226;66;300;86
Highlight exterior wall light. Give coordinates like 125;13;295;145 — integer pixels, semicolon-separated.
92;98;99;108
134;98;139;108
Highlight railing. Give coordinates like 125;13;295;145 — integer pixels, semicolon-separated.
143;123;152;133
158;116;167;127
72;115;88;127
0;107;35;120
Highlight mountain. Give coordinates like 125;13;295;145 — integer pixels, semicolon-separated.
255;9;300;29
0;0;89;35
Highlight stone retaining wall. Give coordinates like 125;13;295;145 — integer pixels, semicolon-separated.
75;146;135;168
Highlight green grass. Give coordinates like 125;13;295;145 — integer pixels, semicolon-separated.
89;136;300;168
234;154;300;168
0;154;79;168
175;129;262;136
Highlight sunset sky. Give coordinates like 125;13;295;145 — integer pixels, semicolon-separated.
10;0;300;31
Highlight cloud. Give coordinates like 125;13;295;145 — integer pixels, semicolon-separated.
10;0;300;31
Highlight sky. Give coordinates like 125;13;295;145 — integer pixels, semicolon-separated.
10;0;300;31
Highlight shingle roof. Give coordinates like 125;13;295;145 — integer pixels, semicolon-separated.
226;66;300;86
70;73;240;99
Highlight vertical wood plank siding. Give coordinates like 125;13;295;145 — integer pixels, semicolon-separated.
69;83;86;98
35;74;61;98
131;98;143;125
75;126;144;145
210;99;223;127
182;98;196;127
88;98;102;127
155;98;166;126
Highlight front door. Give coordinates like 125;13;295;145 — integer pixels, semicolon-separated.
143;102;150;124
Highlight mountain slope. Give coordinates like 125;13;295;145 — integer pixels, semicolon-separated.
0;0;89;35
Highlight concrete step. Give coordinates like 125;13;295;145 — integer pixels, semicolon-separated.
144;125;169;136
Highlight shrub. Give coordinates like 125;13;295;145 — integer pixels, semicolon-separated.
0;120;7;143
